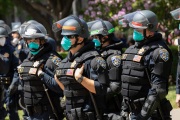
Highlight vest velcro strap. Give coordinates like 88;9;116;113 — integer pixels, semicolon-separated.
64;90;88;97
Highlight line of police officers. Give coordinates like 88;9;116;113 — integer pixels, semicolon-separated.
0;9;178;120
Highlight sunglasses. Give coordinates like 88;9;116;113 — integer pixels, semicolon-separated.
65;35;79;39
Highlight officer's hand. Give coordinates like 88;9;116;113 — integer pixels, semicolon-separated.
75;64;84;80
37;68;43;76
176;94;180;107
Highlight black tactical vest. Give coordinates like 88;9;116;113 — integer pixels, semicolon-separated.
18;55;50;106
101;49;121;82
121;44;160;100
56;51;99;112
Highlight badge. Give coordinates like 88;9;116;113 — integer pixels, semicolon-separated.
18;45;22;50
159;49;169;62
66;69;74;76
29;68;37;74
4;53;9;58
33;61;40;67
96;57;106;69
138;47;145;55
122;54;127;60
133;55;142;62
56;70;61;76
17;66;24;73
111;55;121;67
71;61;77;68
52;56;61;66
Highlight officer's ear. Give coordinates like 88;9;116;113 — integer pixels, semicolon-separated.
104;36;108;39
77;36;84;43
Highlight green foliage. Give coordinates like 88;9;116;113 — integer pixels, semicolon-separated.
59;52;68;59
169;45;178;81
166;85;176;108
0;0;14;15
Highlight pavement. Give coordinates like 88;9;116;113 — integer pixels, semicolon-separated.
171;109;180;120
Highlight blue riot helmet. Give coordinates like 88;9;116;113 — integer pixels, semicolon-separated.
129;10;158;32
53;15;89;38
170;8;180;20
11;22;21;33
47;37;57;51
22;22;47;39
52;16;74;33
0;25;9;37
0;20;5;24
27;20;39;24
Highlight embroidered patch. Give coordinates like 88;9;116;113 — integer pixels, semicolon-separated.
33;61;40;67
52;56;61;66
66;69;74;76
159;49;169;62
122;54;127;60
29;68;37;75
17;66;24;73
111;55;121;67
70;61;77;68
133;55;142;62
56;70;61;76
96;57;106;69
138;47;145;55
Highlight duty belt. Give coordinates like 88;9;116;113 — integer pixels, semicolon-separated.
124;97;146;112
0;77;10;84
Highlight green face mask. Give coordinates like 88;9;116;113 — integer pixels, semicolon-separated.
92;39;101;49
61;36;72;51
179;24;180;30
28;42;40;55
133;30;144;42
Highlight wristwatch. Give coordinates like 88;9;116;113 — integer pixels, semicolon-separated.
38;71;44;78
77;76;84;83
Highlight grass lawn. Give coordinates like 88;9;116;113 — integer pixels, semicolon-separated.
166;85;177;108
5;85;177;119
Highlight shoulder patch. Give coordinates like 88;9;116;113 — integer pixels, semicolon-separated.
159;49;169;62
138;47;145;55
52;56;61;66
96;57;106;69
111;55;121;67
122;54;127;60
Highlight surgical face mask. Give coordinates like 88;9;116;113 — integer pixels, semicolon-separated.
133;30;144;42
11;38;19;46
92;39;101;49
28;42;40;55
179;24;180;30
0;37;6;46
61;36;72;51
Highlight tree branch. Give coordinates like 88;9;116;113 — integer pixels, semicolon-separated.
61;0;73;18
11;0;54;38
31;2;56;20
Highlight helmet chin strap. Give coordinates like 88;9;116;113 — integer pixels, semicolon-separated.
70;37;84;49
99;35;108;47
143;29;153;40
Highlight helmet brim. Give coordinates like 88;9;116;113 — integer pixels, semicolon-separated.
129;22;147;29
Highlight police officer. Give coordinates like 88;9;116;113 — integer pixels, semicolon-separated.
88;20;123;119
16;22;63;120
52;15;108;120
121;10;172;119
0;23;19;120
11;22;29;63
170;8;180;108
